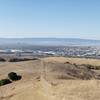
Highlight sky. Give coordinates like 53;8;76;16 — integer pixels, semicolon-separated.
0;0;100;39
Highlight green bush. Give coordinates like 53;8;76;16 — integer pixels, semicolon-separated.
82;64;100;70
9;58;38;62
9;58;21;62
8;72;22;81
85;64;94;69
0;79;12;86
0;57;6;62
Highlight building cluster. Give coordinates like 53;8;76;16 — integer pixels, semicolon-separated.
0;46;100;58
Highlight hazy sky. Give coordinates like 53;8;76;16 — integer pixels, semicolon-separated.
0;0;100;39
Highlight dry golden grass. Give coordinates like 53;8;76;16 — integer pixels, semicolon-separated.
0;57;100;100
43;57;100;66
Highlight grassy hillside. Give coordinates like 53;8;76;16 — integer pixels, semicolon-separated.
0;57;100;100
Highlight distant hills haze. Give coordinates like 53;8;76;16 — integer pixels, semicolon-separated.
0;38;100;46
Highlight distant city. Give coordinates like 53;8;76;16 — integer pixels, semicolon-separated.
0;38;100;59
0;46;99;59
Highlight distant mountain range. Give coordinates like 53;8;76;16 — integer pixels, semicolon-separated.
0;38;100;46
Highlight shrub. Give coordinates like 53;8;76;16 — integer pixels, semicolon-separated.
8;72;22;81
9;58;21;62
85;64;94;69
9;58;38;62
0;79;12;86
82;64;100;70
0;57;6;62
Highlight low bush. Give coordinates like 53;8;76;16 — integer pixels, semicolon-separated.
0;57;6;62
0;72;22;86
9;58;38;62
0;79;12;86
82;64;100;70
8;72;22;81
64;62;70;64
9;58;22;62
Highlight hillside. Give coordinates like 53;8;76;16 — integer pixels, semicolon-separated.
0;57;100;100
